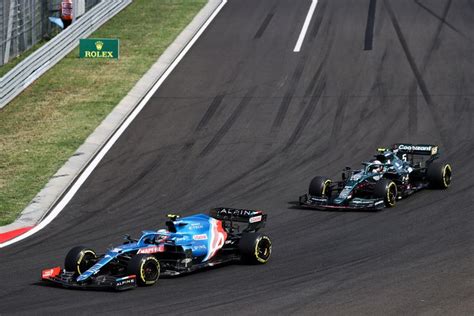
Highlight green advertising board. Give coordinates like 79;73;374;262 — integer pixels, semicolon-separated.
79;38;119;59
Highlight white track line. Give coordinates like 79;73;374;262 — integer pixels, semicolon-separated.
293;0;318;52
0;0;228;249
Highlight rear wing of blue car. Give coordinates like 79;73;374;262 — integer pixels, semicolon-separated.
210;208;267;231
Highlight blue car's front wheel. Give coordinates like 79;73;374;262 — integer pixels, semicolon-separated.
127;254;160;286
64;246;97;276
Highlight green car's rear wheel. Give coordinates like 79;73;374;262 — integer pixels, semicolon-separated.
427;161;452;189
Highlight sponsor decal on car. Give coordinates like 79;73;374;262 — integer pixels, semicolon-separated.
398;144;432;152
217;208;260;217
249;215;262;223
203;218;227;261
116;278;135;287
42;267;61;279
192;244;207;251
116;275;136;287
137;245;164;254
193;234;208;240
189;223;204;230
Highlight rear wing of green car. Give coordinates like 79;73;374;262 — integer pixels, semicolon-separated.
391;143;439;156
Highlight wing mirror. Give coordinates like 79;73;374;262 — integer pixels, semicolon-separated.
123;234;136;243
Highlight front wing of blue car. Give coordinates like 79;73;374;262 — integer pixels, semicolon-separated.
41;267;137;291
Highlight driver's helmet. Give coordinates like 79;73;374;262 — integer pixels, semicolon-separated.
369;160;384;174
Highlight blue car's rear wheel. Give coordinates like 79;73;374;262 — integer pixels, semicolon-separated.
239;233;272;264
127;254;160;286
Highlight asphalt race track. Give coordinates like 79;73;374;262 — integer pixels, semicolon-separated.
1;0;473;314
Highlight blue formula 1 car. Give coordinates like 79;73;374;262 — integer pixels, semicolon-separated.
299;144;452;211
41;208;272;291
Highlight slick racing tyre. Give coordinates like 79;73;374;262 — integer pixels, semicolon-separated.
427;161;452;189
64;246;97;276
239;233;272;264
309;176;332;197
127;255;160;286
374;179;397;208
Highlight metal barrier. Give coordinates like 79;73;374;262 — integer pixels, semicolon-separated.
0;0;132;109
0;0;44;67
0;0;101;67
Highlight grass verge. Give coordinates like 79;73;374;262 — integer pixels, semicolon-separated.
0;0;206;225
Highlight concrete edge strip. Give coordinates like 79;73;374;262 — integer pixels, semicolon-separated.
0;0;227;246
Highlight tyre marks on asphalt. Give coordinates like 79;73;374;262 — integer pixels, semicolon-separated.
199;87;257;157
180;67;242;156
272;0;329;131
254;12;275;39
193;62;334;204
329;94;349;143
408;85;418;135
190;6;337;202
283;79;326;153
384;0;449;149
452;95;473;143
195;95;225;132
360;47;387;121
364;0;377;50
271;54;309;132
254;3;278;39
308;0;327;41
407;0;452;137
172;4;283;197
413;0;470;41
409;0;452;137
170;1;334;207
282;37;333;152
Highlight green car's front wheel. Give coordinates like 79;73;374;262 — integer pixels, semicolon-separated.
374;179;397;208
309;176;332;197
